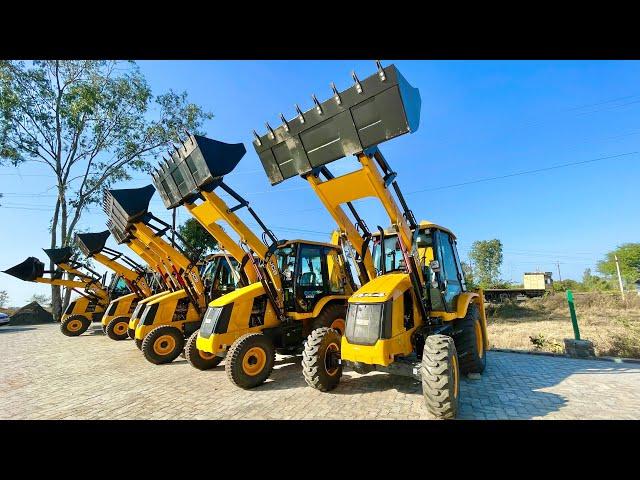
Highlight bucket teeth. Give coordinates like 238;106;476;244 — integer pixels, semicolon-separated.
352;71;363;94
279;114;290;132
330;82;341;105
252;62;421;186
295;104;305;124
151;135;246;210
103;185;156;233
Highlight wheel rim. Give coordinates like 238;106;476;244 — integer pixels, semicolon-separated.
114;322;128;335
198;349;215;360
325;342;340;376
153;334;176;356
330;318;345;335
242;347;267;376
474;320;484;358
451;354;459;399
67;319;83;332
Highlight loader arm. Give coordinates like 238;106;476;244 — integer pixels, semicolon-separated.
152;136;286;319
75;230;153;298
126;237;179;291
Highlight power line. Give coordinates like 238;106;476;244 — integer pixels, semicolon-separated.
405;151;637;195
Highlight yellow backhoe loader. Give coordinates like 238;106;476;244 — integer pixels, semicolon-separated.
103;184;239;364
75;230;160;340
2;247;123;336
252;62;488;418
152;134;357;388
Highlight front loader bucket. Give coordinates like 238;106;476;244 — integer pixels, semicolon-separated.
43;247;73;266
253;62;421;185
152;135;246;209
3;257;45;282
106;220;131;245
76;230;111;256
103;184;155;232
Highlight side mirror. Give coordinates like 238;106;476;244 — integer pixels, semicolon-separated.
429;260;441;273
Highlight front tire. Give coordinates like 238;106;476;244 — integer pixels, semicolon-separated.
105;316;130;341
60;315;91;337
421;335;459;419
141;326;185;365
127;327;136;339
302;327;342;392
225;333;275;389
185;330;222;370
454;303;486;374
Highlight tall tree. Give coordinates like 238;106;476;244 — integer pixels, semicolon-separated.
597;243;640;286
178;218;218;255
0;60;212;320
468;239;503;288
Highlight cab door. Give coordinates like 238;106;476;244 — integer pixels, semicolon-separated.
295;244;327;313
434;230;463;313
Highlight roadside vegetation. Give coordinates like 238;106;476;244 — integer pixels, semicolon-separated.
487;292;640;358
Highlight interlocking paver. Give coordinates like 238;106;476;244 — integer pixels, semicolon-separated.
1;324;640;419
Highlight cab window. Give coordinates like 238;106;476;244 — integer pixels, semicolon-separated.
299;246;323;286
326;248;345;294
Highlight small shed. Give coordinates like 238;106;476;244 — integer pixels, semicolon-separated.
523;272;553;290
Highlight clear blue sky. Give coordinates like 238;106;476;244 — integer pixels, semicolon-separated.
1;60;639;305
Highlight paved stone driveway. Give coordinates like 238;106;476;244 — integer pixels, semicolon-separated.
1;324;639;420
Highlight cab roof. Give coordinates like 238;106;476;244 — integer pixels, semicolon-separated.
279;239;339;250
370;220;456;240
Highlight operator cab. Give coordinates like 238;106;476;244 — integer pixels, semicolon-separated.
274;240;354;314
371;221;467;313
107;274;130;299
200;253;243;301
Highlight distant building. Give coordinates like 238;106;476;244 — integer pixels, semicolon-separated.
523;272;554;291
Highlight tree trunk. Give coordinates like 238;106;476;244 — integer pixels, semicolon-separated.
50;197;62;321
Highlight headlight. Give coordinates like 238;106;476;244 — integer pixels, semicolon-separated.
344;301;392;346
105;301;118;316
199;304;233;338
140;304;159;326
64;301;77;315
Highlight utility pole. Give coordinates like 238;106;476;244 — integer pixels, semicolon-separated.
615;255;625;300
556;261;562;282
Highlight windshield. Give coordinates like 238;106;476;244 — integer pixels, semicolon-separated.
372;236;405;272
372;229;434;273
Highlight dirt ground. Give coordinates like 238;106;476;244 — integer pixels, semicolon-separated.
486;292;640;358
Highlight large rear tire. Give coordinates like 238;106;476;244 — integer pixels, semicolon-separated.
60;315;91;337
105;316;130;341
225;333;275;389
302;327;342;392
454;303;486;374
421;335;459;419
185;330;222;370
141;325;184;365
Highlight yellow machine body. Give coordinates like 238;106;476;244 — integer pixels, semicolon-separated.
341;223;488;367
197;238;353;357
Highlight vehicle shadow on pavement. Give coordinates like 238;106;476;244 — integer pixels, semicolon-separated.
258;351;639;419
0;326;37;333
